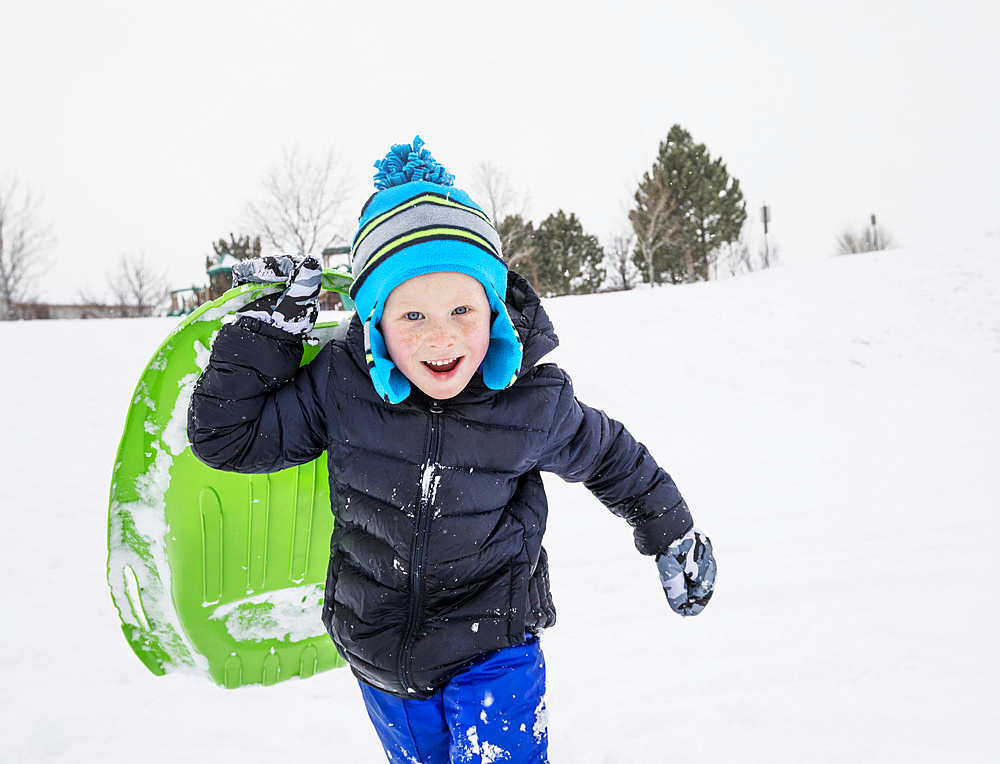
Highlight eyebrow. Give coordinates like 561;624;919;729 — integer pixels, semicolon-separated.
389;293;484;311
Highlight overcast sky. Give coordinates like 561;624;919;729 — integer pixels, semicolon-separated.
2;1;998;303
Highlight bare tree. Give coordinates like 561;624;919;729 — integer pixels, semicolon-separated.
723;214;769;277
109;253;169;317
720;208;779;277
606;230;639;290
470;162;543;290
471;160;519;225
244;146;351;258
836;221;895;255
0;178;54;319
724;236;752;277
628;174;678;286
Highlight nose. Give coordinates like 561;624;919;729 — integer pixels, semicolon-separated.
427;316;456;348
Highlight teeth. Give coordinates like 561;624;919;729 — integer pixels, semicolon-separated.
425;358;459;367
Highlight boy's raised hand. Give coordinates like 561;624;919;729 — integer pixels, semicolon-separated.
656;528;716;617
233;255;322;337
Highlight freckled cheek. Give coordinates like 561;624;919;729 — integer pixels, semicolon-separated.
460;319;491;360
384;329;424;366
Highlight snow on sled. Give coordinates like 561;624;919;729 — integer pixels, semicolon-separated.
108;272;352;688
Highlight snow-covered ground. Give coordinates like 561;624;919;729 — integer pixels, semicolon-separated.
2;242;998;762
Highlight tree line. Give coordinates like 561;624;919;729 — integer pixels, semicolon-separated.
2;126;895;320
481;124;750;297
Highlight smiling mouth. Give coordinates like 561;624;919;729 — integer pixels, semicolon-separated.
422;357;462;374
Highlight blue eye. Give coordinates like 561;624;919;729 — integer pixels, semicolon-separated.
405;311;423;321
453;306;469;315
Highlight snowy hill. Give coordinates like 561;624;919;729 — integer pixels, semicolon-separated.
2;242;998;762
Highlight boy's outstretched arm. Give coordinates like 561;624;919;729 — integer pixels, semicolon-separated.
187;257;331;474
535;369;716;615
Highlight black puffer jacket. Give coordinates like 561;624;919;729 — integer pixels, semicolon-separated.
188;272;692;698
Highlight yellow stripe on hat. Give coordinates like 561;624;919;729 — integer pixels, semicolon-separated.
353;192;493;252
354;227;499;283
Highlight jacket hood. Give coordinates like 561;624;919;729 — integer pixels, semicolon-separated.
344;270;558;403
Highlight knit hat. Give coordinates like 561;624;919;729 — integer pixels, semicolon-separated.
349;136;523;404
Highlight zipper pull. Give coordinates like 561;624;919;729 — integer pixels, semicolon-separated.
429;402;443;414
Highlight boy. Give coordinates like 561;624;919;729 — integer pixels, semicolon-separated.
188;137;716;764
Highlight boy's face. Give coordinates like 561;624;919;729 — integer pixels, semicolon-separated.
380;271;492;400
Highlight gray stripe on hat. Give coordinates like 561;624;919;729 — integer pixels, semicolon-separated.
352;202;503;280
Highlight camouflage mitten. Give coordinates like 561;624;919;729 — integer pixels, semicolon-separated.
656;528;716;617
234;255;322;337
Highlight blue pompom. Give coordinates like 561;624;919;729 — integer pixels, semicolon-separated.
373;135;455;191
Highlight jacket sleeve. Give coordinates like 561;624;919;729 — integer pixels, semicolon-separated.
535;368;693;556
187;316;332;474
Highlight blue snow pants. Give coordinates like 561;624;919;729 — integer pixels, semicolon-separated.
358;637;549;764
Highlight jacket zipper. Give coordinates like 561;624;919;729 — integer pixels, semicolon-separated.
399;400;444;693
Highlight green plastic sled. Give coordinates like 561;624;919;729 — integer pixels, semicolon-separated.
108;272;352;688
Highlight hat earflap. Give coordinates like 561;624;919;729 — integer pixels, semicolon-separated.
480;287;523;391
364;311;413;404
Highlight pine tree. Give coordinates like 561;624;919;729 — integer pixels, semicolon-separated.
206;233;262;298
531;211;605;297
211;233;262;262
631;125;746;284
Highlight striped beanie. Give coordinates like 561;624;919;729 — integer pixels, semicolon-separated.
349;136;523;404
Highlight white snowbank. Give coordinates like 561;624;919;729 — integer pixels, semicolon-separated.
1;241;998;762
